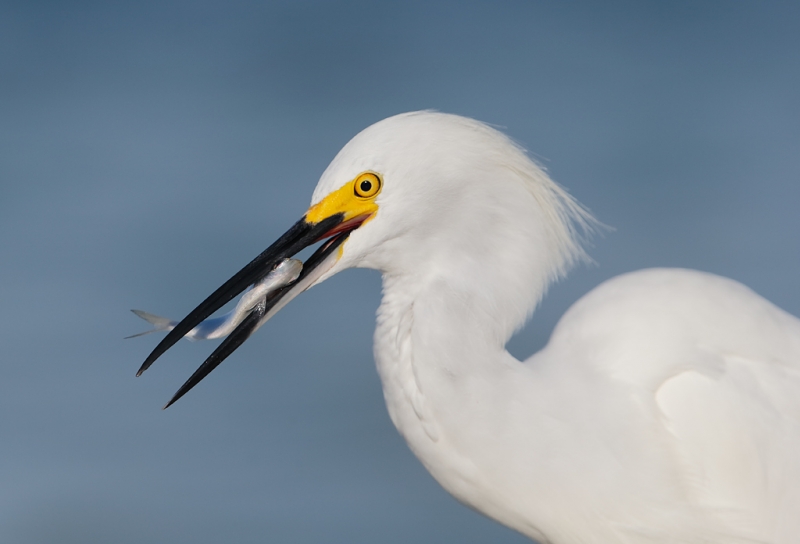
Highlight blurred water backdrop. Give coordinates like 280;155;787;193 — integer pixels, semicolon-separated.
1;1;799;542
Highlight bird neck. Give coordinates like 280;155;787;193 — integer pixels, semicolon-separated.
372;270;554;540
374;268;511;433
371;210;567;446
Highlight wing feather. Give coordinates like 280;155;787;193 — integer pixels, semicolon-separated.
655;353;800;541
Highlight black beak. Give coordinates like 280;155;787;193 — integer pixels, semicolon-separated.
136;212;364;408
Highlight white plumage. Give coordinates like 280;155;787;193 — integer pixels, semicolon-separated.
315;112;800;543
140;111;800;543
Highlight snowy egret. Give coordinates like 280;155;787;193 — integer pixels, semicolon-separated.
136;112;800;543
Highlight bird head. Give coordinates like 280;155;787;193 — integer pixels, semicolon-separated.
137;111;594;407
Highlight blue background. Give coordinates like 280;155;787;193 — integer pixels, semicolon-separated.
1;1;799;542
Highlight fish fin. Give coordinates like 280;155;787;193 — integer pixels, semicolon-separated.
125;309;176;339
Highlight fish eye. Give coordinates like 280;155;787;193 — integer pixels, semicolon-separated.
354;172;381;199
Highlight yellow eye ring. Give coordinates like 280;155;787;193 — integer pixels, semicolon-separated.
354;172;382;199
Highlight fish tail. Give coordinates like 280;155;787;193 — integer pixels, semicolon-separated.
125;309;177;339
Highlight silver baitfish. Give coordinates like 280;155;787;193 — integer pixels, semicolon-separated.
127;258;303;341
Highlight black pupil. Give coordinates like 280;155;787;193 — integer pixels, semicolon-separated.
360;180;372;193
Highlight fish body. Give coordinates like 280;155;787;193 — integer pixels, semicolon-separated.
128;259;303;340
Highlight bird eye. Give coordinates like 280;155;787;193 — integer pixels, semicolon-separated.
354;172;381;199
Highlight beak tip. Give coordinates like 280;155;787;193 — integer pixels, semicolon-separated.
163;392;182;409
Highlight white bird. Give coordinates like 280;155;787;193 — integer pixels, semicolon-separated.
136;112;800;543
